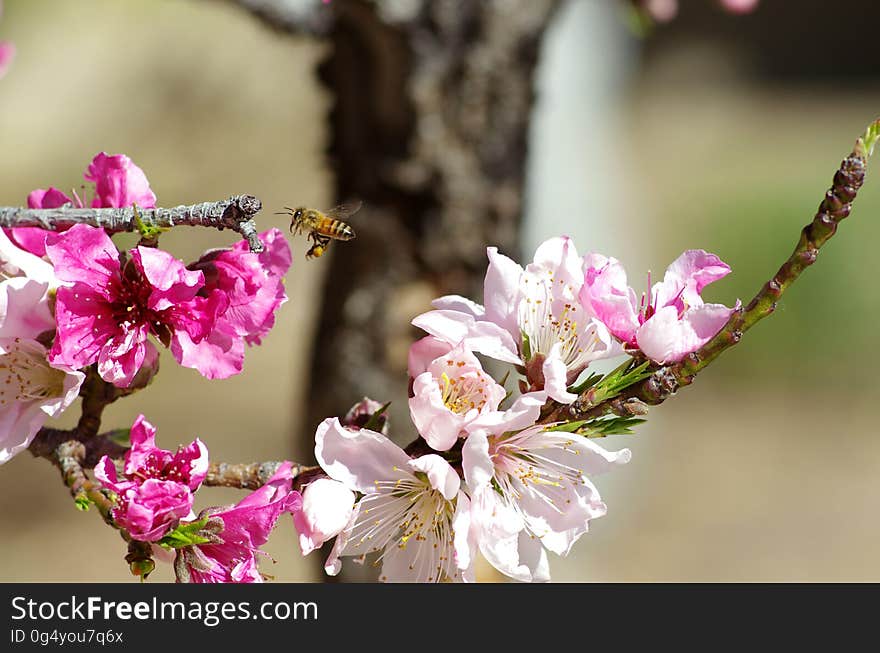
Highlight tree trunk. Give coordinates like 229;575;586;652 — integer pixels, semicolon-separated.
304;0;559;580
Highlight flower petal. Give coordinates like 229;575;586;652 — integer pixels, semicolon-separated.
314;417;411;494
408;454;460;500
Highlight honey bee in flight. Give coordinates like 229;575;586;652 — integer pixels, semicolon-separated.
279;201;361;259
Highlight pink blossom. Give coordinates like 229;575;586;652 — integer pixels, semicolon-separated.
85;152;156;209
341;396;389;433
172;229;291;379
46;224;227;387
408;337;506;451
293;478;356;556
173;462;302;583
413;237;619;405
463;413;630;582
0;230;82;465
315;418;473;582
581;249;738;364
94;415;209;541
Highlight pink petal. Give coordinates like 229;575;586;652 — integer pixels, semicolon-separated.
408;454;460;500
636;302;735;363
0;278;54;340
409;372;465;451
170;324;245;380
482;247;523;339
85;152;157;209
131;247;203;311
467;390;548;435
48;284;116;371
430;294;485;318
293;478;355;556
655;249;731;310
0;228;57;286
411;309;521;364
314;417;411;495
542;344;578;404
96;324;151;387
407;335;452;377
580;253;640;345
45;224;120;287
27;187;74;209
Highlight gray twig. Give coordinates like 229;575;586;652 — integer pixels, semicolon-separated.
0;195;266;253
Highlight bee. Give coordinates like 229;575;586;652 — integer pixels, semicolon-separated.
278;201;361;259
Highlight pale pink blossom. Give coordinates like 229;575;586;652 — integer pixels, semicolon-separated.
581;249;738;364
408;337;506;451
315;417;473;582
173;462;302;583
413;237;619;405
46;224;227;387
462;406;630;582
340;396;389;434
0;230;82;465
293;478;356;556
171;229;291;379
94;415;209;541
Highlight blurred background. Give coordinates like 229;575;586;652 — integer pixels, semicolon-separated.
0;0;878;582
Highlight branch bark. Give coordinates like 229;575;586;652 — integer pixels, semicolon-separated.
0;195;266;252
572;122;879;420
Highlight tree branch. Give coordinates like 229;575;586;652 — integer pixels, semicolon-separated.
205;461;319;489
0;195;266;252
572;119;880;420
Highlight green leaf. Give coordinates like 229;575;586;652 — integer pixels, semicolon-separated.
567;372;603;396
157;518;213;549
861;118;880;159
579;416;646;438
362;401;391;432
547;420;589;433
74;494;91;511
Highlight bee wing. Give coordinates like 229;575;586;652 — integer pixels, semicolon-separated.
324;199;363;220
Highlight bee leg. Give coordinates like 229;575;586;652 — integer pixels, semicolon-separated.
306;233;332;259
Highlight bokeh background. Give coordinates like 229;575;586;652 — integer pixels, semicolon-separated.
1;0;878;582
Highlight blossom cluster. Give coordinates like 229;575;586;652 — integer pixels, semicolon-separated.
94;414;301;583
0;152;291;465
294;237;737;582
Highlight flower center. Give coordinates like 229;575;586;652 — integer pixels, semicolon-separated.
490;430;587;515
439;371;488;415
0;339;66;405
519;271;599;369
348;473;461;582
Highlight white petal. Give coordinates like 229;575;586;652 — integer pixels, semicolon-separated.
468;390;548;434
461;430;495;490
431;294;486;318
542;344;578;403
408;454;460;500
314;417;411;494
408;372;463;452
412;309;521;364
483;247;523;339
